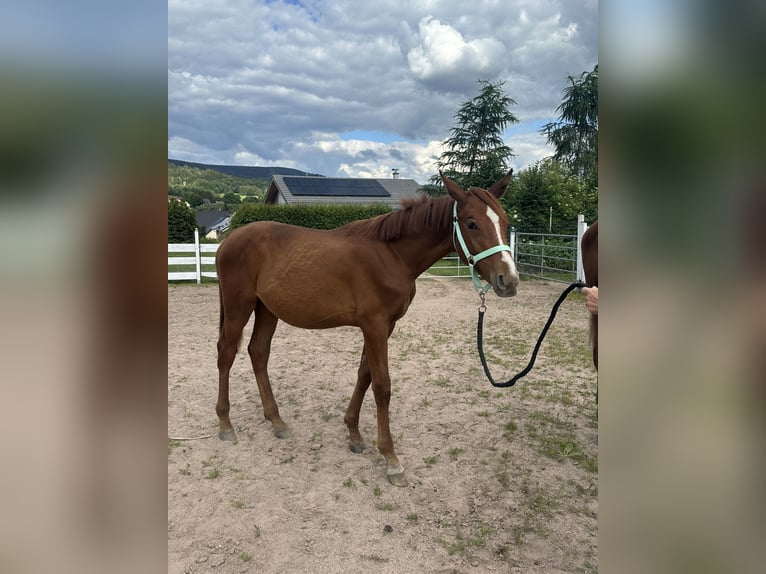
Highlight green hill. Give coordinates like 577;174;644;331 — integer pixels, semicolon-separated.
168;158;321;180
169;159;325;209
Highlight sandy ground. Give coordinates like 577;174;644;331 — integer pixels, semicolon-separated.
168;278;598;573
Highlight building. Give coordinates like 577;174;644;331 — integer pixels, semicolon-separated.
264;175;422;209
196;209;231;240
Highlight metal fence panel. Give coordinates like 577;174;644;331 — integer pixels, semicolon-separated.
510;216;589;284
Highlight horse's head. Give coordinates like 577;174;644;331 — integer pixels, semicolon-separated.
442;170;519;297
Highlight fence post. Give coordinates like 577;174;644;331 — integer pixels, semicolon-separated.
576;214;588;284
194;228;201;284
509;227;516;261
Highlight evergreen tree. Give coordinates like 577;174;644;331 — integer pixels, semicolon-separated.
168;199;196;242
428;80;519;193
541;65;598;187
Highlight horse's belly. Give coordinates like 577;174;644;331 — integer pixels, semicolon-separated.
257;288;358;329
275;306;357;329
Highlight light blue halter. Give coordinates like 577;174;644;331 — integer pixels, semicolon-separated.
452;201;513;293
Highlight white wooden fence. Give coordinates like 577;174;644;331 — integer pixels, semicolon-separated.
168;216;590;284
168;229;219;283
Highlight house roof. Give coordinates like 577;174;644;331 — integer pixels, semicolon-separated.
265;175;422;208
196;209;231;233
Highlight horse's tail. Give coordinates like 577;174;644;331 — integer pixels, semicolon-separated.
217;279;245;354
215;240;246;352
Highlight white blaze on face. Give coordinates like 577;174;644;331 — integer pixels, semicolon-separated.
486;205;518;279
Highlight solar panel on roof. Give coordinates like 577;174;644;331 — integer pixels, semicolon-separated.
284;177;390;197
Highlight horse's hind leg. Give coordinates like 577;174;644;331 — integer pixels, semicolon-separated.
344;346;372;453
248;301;289;438
216;296;255;441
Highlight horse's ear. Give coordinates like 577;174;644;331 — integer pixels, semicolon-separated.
440;172;467;202
488;169;513;199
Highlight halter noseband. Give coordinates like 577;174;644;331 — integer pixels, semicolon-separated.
452;201;512;293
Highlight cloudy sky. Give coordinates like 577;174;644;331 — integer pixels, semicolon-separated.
168;0;597;184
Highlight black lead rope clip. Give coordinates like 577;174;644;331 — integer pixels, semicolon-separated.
477;281;586;388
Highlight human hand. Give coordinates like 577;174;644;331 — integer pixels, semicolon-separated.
582;286;598;316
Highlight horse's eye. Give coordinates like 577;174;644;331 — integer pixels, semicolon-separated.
467;221;478;230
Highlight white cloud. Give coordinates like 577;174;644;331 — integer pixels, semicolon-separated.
406;17;505;90
168;0;596;180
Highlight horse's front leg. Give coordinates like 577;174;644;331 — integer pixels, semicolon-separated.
361;323;406;487
344;345;372;454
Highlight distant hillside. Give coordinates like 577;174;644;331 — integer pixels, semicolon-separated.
168;159;323;180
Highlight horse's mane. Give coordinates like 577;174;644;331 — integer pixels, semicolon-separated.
339;189;503;241
339;195;454;241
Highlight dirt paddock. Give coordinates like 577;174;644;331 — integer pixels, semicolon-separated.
168;278;598;573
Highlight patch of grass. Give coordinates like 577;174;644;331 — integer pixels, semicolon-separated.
512;522;529;545
375;502;396;511
423;455;440;467
508;478;561;546
496;544;511;561
434;376;451;388
178;464;191;476
495;450;514;490
280;454;296;464
342;478;356;489
435;523;494;559
525;410;597;472
168;439;180;456
372;485;382;497
448;447;464;461
232;500;245;509
503;420;517;441
240;552;252;562
406;513;419;524
205;468;219;479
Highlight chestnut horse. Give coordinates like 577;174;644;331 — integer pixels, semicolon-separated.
215;172;519;486
581;220;598;369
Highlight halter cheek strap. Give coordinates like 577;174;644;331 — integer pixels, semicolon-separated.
452;202;513;293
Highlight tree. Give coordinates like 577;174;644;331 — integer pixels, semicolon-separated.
168;199;196;242
504;161;554;233
503;158;597;233
540;65;598;187
182;190;204;208
222;192;241;207
428;80;519;193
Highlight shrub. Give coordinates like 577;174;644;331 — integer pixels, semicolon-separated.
168;199;196;242
230;203;391;231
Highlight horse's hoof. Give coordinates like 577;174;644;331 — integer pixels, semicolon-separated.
274;427;291;439
386;465;408;487
219;429;237;441
349;442;366;454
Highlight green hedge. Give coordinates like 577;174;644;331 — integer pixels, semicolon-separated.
230;203;392;231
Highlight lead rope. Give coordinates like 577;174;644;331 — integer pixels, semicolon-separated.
477;281;585;387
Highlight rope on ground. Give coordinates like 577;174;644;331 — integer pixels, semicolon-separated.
168;433;214;441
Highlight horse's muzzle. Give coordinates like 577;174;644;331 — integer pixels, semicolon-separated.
493;272;519;297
